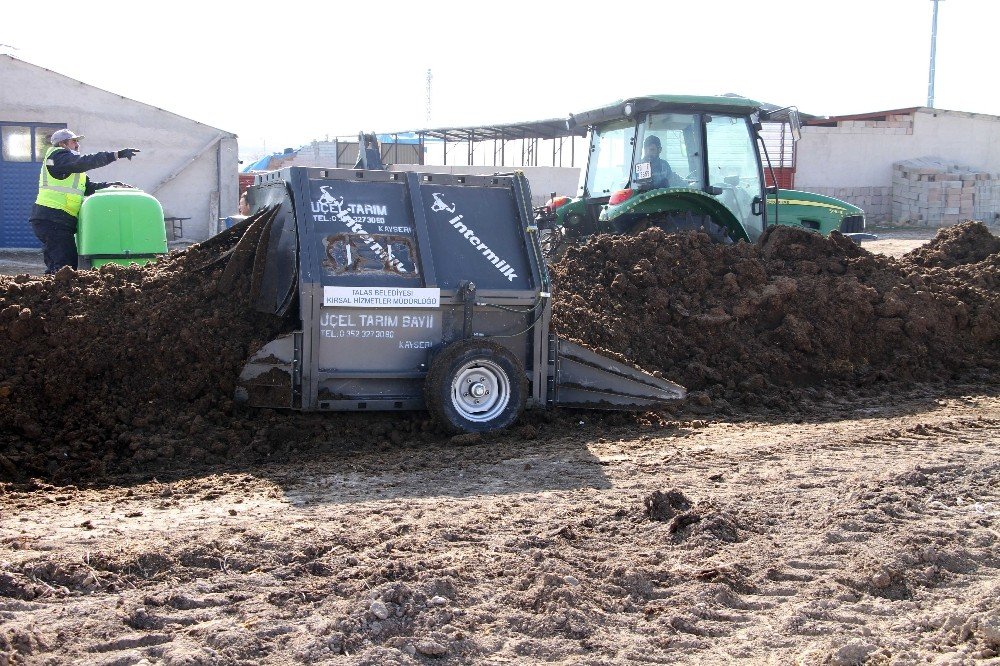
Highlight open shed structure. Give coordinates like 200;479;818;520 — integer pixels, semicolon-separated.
402;118;588;168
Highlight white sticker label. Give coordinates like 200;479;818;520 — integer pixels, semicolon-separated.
635;161;652;180
323;286;440;308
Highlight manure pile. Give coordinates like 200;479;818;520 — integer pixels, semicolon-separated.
551;223;1000;399
0;230;293;482
1;222;999;482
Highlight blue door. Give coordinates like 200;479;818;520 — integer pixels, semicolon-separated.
0;123;65;248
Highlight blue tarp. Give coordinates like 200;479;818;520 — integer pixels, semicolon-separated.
242;155;277;173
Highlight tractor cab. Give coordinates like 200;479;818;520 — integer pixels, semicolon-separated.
549;95;770;243
539;94;865;250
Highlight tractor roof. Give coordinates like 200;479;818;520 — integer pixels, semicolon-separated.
568;94;763;129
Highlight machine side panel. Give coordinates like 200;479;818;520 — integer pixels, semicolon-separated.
419;184;534;292
291;169;439;405
317;308;442;372
301;178;420;286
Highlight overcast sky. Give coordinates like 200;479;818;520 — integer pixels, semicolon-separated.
3;0;996;160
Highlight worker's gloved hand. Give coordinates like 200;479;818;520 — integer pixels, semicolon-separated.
108;182;135;188
117;148;140;160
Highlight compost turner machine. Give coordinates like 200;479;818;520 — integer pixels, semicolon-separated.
229;166;684;432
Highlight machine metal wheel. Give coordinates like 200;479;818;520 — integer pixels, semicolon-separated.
424;340;527;433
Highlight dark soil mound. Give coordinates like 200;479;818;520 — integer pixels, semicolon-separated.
550;224;1000;398
0;237;296;481
902;221;1000;269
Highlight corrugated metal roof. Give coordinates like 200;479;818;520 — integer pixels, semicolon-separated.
392;118;585;143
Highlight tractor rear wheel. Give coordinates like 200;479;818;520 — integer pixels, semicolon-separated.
424;340;527;433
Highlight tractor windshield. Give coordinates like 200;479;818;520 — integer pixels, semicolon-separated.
584;119;635;197
635;113;703;189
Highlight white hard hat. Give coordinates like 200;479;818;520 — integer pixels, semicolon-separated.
50;128;84;144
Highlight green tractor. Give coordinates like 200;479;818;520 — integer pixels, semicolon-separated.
536;94;866;251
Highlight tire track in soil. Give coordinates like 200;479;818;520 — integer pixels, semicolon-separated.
681;416;999;663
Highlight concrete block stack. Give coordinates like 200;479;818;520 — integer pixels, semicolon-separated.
806;186;890;224
892;157;1000;227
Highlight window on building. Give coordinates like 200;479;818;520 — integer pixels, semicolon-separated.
1;126;32;162
34;127;51;162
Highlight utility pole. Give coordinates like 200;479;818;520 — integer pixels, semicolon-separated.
927;0;944;108
425;69;433;124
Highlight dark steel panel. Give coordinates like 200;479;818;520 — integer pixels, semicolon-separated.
306;178;420;286
405;172;438;288
317;308;441;372
419;181;534;291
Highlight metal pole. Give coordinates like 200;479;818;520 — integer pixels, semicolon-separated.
927;0;944;108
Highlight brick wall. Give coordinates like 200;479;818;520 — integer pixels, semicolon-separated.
807;186;893;224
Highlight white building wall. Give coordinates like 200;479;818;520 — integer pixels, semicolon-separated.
795;108;1000;224
0;55;238;241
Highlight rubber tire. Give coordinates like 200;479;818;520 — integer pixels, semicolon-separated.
424;340;527;434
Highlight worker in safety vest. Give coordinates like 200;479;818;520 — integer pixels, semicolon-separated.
29;128;140;274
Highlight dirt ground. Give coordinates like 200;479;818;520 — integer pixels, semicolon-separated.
1;223;999;664
863;228;940;259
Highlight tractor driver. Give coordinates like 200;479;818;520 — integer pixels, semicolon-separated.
639;135;683;189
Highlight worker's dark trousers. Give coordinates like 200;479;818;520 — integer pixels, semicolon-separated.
30;219;78;274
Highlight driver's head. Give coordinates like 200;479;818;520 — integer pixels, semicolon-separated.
642;135;661;159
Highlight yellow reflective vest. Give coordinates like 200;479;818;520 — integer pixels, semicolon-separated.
35;146;87;217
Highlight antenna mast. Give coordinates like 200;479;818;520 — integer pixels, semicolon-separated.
927;0;944;108
425;68;433;124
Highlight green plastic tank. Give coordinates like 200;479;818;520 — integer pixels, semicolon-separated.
77;189;168;268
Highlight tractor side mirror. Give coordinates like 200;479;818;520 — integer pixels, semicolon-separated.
787;108;802;141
